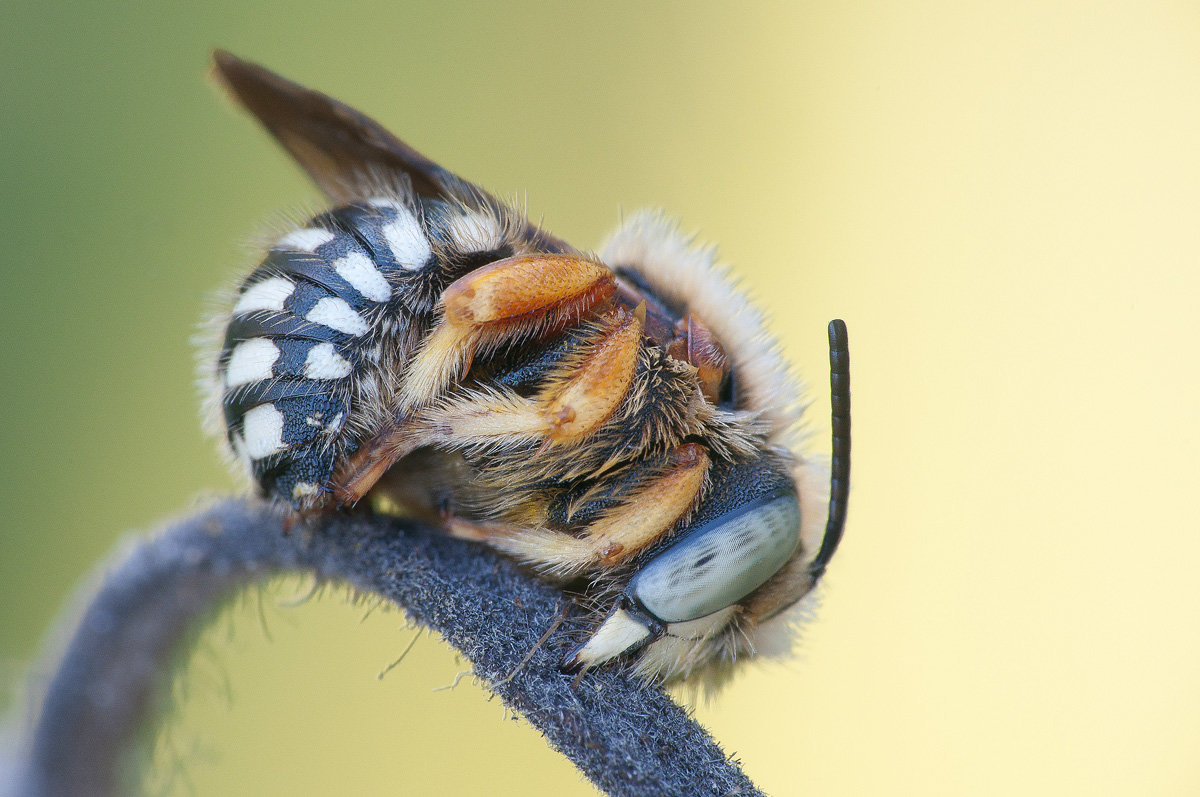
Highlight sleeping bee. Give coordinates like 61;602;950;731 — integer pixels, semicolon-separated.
206;51;850;685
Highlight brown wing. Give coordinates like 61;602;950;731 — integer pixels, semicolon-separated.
211;50;570;252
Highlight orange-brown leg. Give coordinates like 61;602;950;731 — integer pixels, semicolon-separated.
405;305;644;450
441;514;523;542
486;443;710;577
542;303;644;444
579;442;709;566
666;313;728;403
398;254;616;410
329;254;616;507
329;416;429;506
330;302;641;507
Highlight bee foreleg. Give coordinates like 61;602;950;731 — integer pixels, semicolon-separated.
576;442;709;566
665;313;729;404
488;442;710;576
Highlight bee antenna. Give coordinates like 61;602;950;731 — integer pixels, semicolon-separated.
809;319;850;580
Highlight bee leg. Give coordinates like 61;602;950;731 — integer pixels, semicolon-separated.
666;313;729;404
328;312;648;511
330;301;648;512
539;304;643;444
576;442;710;566
329;417;432;505
489;443;710;576
326;298;639;508
405;305;644;449
398;254;616;409
440;514;520;542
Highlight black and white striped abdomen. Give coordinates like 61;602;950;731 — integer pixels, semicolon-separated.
218;195;516;506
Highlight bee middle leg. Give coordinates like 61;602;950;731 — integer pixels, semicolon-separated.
330;289;639;507
412;305;644;450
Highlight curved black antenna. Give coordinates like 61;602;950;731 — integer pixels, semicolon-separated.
809;319;850;580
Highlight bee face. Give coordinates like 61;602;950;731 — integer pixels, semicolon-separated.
208;52;850;685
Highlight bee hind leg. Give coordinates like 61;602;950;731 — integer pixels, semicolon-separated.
398;254;617;409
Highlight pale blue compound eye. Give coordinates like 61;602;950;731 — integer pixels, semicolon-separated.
628;490;801;624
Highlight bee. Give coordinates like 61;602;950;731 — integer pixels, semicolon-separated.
206;51;850;685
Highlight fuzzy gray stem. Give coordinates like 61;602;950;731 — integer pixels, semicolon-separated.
12;499;761;796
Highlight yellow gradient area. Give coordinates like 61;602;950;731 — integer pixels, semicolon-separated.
3;2;1198;794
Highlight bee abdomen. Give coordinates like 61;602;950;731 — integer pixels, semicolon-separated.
219;199;434;506
219;196;521;507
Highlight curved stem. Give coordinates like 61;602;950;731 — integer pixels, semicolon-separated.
13;500;761;797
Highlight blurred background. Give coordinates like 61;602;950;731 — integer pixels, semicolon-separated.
3;1;1199;794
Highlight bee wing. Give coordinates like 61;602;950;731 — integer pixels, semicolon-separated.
211;50;569;252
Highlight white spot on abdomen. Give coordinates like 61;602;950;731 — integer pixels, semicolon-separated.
277;228;335;252
306;297;369;336
234;277;294;315
381;208;431;270
447;212;503;253
225;338;280;387
242;403;287;459
303;342;353;380
333;252;391;302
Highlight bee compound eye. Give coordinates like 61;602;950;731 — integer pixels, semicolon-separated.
627;491;801;624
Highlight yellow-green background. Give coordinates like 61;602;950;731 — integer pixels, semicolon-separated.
3;1;1198;794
